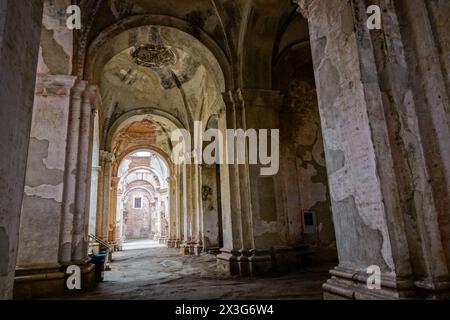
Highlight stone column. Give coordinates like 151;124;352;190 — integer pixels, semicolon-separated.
96;151;114;240
193;164;204;255
216;93;243;275
88;166;101;235
294;0;450;299
72;85;98;262
175;168;183;248
217;89;288;275
15;74;77;298
0;0;43;300
108;176;119;246
60;80;87;263
114;189;124;251
180;163;192;254
167;176;177;247
88;110;100;236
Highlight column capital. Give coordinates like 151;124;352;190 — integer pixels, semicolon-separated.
82;84;99;105
238;89;283;108
222;89;283;110
71;80;88;99
35;74;77;97
100;150;115;163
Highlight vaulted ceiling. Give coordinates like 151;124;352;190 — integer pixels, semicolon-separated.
72;0;311;149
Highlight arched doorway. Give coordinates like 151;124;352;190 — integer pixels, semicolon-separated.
115;150;170;251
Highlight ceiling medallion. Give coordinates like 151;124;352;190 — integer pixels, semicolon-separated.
130;44;177;68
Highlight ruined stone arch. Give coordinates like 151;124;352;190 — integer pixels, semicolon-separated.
82;14;232;89
124;186;156;198
237;0;295;89
105;108;185;153
113;146;173;177
82;16;230;151
120;172;161;193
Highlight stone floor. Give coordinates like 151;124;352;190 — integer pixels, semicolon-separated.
63;241;333;300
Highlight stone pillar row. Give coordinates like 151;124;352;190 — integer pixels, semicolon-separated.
60;81;98;264
166;89;303;273
180;164;199;255
216;89;298;276
14;76;99;299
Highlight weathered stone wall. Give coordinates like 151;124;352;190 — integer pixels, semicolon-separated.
201;165;221;251
425;0;450;105
18;75;75;267
296;0;450;299
12;1;100;299
276;60;336;261
124;190;153;240
0;0;43;299
37;0;73;75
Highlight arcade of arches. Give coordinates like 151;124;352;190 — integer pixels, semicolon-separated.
0;0;449;300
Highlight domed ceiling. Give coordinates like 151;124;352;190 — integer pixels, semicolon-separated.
99;25;225;131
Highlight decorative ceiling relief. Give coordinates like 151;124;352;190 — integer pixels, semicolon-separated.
130;44;177;69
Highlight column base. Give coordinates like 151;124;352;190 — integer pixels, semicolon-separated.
322;266;422;300
180;242;193;255
217;250;273;276
204;247;221;255
167;239;175;248
239;251;272;276
159;236;168;245
193;243;203;256
217;250;240;275
14;261;96;299
217;246;316;276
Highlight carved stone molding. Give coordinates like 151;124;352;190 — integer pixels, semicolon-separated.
100;150;115;163
238;89;283;108
222;89;283;111
35;74;77;97
82;85;99;105
71;80;88;100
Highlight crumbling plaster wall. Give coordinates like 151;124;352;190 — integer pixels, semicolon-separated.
38;0;73;75
295;0;450;297
18;76;75;267
201;165;221;250
299;0;398;273
17;0;75;268
276;58;336;260
0;0;43;300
